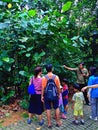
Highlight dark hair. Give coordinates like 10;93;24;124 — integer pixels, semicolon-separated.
62;78;68;84
34;66;42;78
94;67;98;77
89;66;96;76
79;62;84;66
73;83;81;91
45;64;52;72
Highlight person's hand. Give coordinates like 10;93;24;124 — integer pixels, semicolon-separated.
63;65;67;68
81;87;87;92
71;105;74;109
41;96;44;103
87;94;90;98
82;73;86;76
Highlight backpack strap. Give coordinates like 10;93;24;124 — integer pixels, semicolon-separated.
31;77;34;84
45;74;56;80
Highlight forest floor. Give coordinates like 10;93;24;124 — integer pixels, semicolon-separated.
0;99;28;127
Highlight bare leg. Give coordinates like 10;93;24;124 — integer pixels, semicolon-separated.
80;115;84;119
46;109;51;126
38;114;43;122
55;108;62;125
28;113;32;120
74;115;78;120
65;105;68;112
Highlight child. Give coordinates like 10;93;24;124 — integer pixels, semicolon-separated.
59;85;66;119
72;83;85;125
61;78;69;119
54;85;65;119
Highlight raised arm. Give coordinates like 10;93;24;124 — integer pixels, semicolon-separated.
82;84;98;92
63;65;77;71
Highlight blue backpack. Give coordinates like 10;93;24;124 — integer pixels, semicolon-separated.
44;74;58;101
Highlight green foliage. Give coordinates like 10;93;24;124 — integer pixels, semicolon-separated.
19;99;29;110
0;0;98;103
1;91;15;104
62;2;72;12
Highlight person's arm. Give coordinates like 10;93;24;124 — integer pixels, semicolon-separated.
41;77;46;102
54;76;61;98
71;94;75;109
71;100;75;109
82;84;98;92
82;68;89;78
63;65;77;71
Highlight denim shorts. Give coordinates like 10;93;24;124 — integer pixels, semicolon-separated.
44;98;59;109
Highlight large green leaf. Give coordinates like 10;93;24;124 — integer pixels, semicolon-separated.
0;23;9;29
2;0;12;2
28;9;36;17
18;45;26;49
61;1;72;12
25;53;30;57
19;71;28;77
2;57;14;64
19;37;28;43
27;47;34;52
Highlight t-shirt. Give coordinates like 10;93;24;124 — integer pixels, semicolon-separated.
30;77;42;94
72;92;84;110
42;72;60;90
76;68;88;84
88;75;98;98
62;85;68;99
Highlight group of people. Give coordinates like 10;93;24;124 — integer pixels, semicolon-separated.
27;63;98;128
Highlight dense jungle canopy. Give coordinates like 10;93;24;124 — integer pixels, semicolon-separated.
0;0;98;104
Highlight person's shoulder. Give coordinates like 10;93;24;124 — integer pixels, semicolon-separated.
42;75;47;80
73;92;76;96
79;91;84;95
90;75;95;78
83;67;88;71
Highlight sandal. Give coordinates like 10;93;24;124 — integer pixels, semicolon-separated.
48;125;52;129
56;121;62;127
48;124;52;129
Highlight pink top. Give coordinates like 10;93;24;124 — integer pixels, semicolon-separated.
30;77;42;94
63;85;68;91
62;85;68;99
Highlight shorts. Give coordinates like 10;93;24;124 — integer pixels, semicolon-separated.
63;99;68;106
44;98;59;110
74;109;83;116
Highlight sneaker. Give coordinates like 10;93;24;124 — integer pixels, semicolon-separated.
90;116;98;121
72;120;79;125
90;116;93;119
94;117;98;121
80;120;85;125
61;114;66;119
27;119;32;124
39;119;44;126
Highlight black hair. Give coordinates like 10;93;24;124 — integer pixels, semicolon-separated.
94;67;98;77
73;83;81;91
79;62;84;66
89;66;96;76
45;64;52;72
62;78;68;84
34;66;42;78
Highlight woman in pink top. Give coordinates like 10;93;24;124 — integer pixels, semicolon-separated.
27;67;44;126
